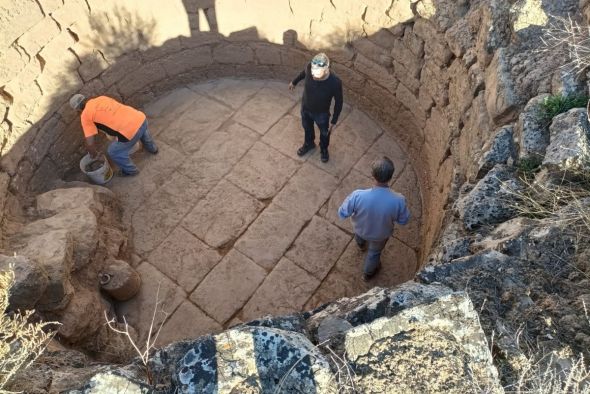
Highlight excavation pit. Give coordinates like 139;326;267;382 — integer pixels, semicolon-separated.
110;78;422;346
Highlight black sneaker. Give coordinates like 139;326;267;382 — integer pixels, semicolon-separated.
297;143;316;156
320;149;329;163
362;264;381;282
356;240;367;251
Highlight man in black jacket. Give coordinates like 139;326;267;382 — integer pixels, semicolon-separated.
289;53;343;163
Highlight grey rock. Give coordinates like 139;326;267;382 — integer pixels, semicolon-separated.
543;108;590;175
66;370;150;393
345;290;502;393
551;69;587;96
477;125;517;179
10;229;74;311
173;327;336;393
0;254;48;310
516;93;551;160
317;317;353;345
456;165;522;229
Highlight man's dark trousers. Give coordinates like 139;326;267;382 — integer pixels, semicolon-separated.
301;109;330;149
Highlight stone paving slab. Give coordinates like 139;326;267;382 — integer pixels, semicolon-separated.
262;114;309;162
309;139;367;180
159;94;233;154
156;300;222;347
304;240;370;310
241;257;320;322
232;86;298;134
110;142;183;221
132;171;209;256
335;108;382;151
226;141;299;199
234;204;306;271
177;122;258;190
148;226;222;293
273;163;339;221
285;216;351;281
117;262;186;343
190;249;266;324
354;133;408;183
319;169;374;234
189;78;263;109
394;217;422;250
182;180;264;248
144;87;203;119
372;238;418;288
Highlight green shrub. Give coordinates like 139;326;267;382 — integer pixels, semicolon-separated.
541;94;589;121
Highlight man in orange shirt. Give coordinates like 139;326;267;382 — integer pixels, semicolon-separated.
70;94;158;176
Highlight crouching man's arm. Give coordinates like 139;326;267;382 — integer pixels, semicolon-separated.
395;197;411;226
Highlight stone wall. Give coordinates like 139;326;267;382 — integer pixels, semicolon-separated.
0;0;563;263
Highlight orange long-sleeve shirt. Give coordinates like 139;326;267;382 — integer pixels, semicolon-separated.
80;96;146;142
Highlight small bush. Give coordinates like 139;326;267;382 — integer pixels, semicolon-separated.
0;268;56;390
541;94;589;121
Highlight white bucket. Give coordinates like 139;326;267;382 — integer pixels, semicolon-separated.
80;154;113;185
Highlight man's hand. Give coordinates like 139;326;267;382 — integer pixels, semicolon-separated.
288;82;295;91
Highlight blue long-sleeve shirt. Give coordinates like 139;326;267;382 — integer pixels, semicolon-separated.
338;186;410;241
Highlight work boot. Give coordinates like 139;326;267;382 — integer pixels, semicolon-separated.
297;143;316;156
362;264;381;282
320;148;329;163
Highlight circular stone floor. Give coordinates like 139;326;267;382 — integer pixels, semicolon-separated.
109;78;422;346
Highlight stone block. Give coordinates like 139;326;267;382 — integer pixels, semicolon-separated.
0;0;44;48
58;285;106;344
369;28;399;50
352;38;392;67
182;180;264;248
445;18;475;58
4;60;43;126
148;227;222;293
99;260;140;301
393;60;420;94
0;172;9;214
353;54;396;94
179;32;224;49
132;171;210;256
51;0;89;28
23;207;98;270
16;17;60;58
273;163;339;221
117;61;167;97
543;108;590;174
345;290;502;392
190;250;266;324
78;50;109;82
355;133;407;181
392;41;422;77
0;46;26;86
156;300;222;347
251;43;282;65
286;216;351;281
515;94;551;160
38;0;62;14
477;125;517;179
117;262;186;343
160;46;213;76
234;204;306;270
396;83;423;123
227;141;298;199
485;48;522;125
28;115;64;168
232;86;297;134
100;53;142;88
213;44;254;64
420;62;449;107
0;254;48;311
241;258;320;322
332;63;366;91
140;38;182;62
28;156;58;194
10;229;74;311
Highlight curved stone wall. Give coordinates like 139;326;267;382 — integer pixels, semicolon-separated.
1;0;538;264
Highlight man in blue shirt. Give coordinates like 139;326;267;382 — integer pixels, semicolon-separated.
338;156;411;281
